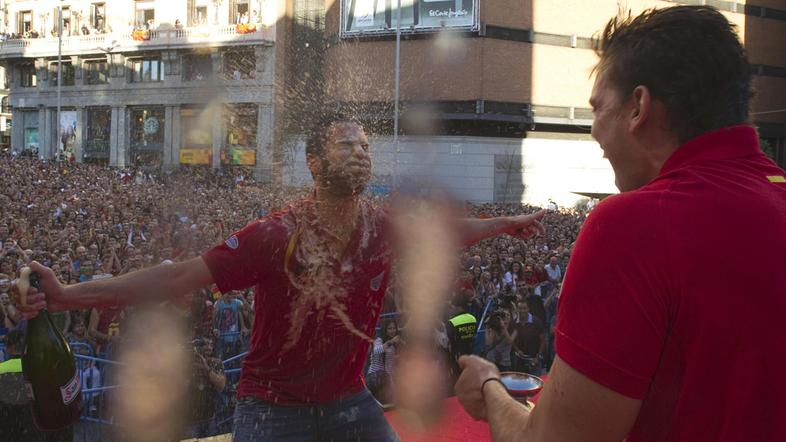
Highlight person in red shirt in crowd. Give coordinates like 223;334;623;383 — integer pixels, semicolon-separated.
14;115;546;441
456;5;786;442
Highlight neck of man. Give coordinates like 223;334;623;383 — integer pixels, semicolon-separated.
314;184;360;233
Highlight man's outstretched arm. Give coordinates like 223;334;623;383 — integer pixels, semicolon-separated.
456;210;547;246
14;258;214;317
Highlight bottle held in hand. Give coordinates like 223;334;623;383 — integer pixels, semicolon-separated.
19;267;83;430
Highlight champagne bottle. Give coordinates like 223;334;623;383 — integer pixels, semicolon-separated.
20;269;83;430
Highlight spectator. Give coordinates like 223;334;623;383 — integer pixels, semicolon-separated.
185;337;225;439
366;318;400;404
67;317;101;412
446;298;477;382
483;309;515;372
213;290;248;362
511;301;545;375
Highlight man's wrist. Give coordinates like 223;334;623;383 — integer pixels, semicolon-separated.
481;377;506;398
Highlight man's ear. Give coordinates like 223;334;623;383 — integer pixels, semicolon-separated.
306;154;321;177
629;85;651;132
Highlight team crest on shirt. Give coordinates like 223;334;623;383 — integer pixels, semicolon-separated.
370;271;385;292
225;235;239;250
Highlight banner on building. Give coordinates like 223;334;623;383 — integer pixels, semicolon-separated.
59;111;77;156
342;0;477;35
226;148;256;166
179;148;212;165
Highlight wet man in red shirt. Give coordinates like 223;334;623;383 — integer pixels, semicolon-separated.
15;115;546;441
455;6;786;442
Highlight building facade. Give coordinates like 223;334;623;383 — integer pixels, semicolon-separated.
2;1;784;204
0;0;279;179
280;0;786;205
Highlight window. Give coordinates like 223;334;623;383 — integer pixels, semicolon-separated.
223;104;257;165
50;62;75;86
18;11;33;35
85;107;111;159
20;64;37;87
1;97;10;114
231;0;250;24
224;48;256;80
182;53;212;81
91;3;106;31
60;7;72;36
85;60;109;84
130;58;163;83
188;0;210;26
135;1;156;28
130;107;165;149
196;6;208;24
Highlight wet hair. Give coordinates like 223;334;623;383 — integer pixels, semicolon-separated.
594;6;752;144
305;115;365;160
381;318;399;343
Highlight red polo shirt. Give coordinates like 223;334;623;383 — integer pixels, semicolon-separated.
202;198;392;404
556;126;786;441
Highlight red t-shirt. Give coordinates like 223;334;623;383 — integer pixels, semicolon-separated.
555;126;786;441
202;198;392;404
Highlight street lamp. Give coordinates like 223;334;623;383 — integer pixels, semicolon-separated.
393;0;401;143
56;1;62;160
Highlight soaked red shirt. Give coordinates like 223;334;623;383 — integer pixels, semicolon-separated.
202;198;392;404
556;126;786;441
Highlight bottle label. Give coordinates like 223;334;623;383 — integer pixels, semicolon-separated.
60;370;81;405
25;382;35;401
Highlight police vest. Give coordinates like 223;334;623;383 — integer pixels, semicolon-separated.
449;313;477;342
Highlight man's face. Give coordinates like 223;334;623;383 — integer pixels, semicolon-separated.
0;292;10;304
589;70;649;192
0;225;8;237
550;256;558;266
312;122;372;196
517;302;530;317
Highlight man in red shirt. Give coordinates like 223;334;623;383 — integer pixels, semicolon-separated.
16;116;546;441
456;6;786;442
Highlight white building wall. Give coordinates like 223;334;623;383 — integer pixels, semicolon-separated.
284;135;618;207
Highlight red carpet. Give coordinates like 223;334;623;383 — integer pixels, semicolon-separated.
386;377;546;442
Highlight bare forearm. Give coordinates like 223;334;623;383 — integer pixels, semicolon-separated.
61;257;212;310
485;381;532;442
209;370;226;390
457;217;513;246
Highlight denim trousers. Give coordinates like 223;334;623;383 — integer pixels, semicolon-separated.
232;389;401;442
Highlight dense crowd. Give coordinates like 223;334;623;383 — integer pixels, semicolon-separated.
0;153;589;437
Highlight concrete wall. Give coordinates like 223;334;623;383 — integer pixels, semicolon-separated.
283;135;617;206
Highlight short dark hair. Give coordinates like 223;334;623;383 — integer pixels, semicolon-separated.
594;6;752;144
305;115;364;159
5;329;24;351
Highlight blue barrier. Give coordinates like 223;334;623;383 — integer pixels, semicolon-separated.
473;298;495;356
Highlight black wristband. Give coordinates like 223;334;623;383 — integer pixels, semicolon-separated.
481;377;506;398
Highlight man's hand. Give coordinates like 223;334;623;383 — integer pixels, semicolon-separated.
455;355;501;421
505;209;547;240
10;261;69;319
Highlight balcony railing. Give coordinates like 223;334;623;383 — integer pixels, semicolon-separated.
0;24;275;59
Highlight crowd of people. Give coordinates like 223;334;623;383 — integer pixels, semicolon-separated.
0;152;589;438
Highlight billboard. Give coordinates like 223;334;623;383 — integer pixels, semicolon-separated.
59;111;77;157
342;0;477;36
180;148;212;165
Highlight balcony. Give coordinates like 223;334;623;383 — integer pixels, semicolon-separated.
0;24;275;59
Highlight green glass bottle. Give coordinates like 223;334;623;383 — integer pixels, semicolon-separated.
21;271;83;430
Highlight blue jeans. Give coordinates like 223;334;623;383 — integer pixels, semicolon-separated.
232;389;400;442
